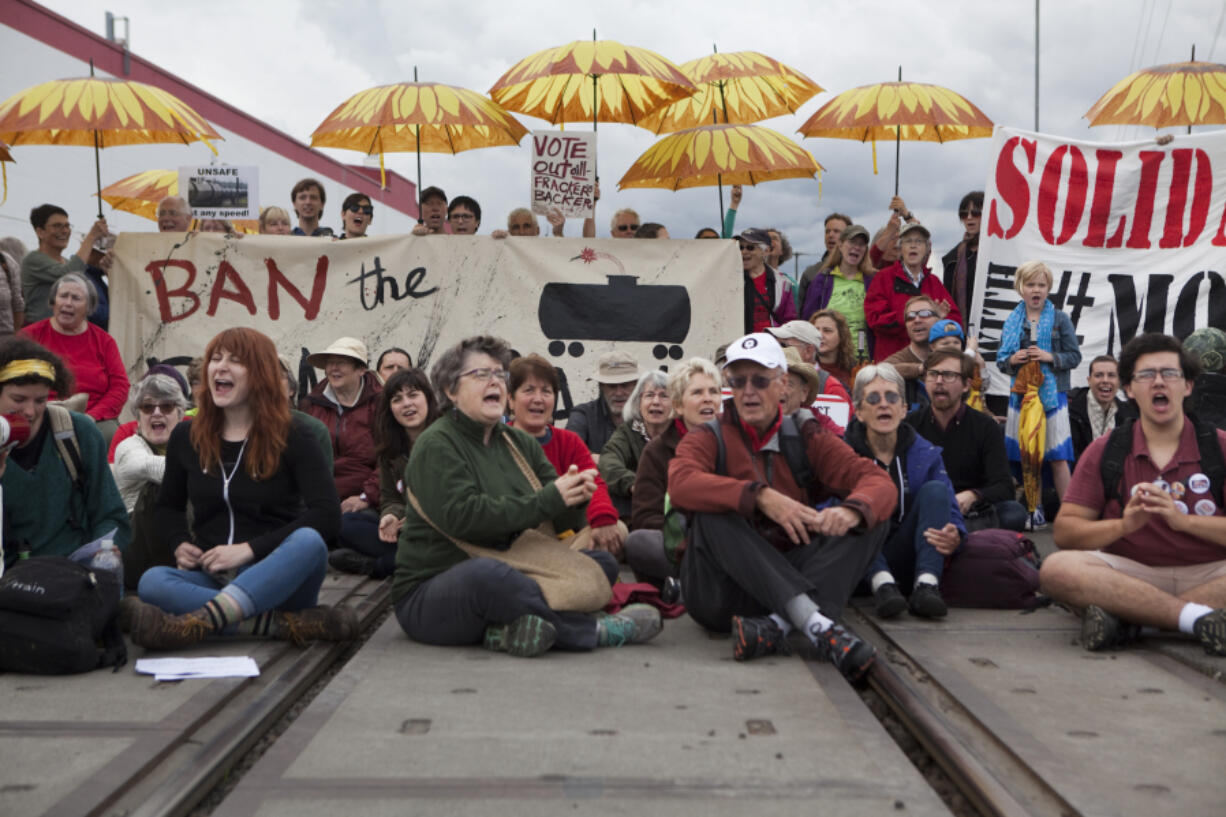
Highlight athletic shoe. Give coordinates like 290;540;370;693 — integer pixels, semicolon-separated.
484;614;556;657
130;606;213;650
596;603;663;647
731;615;792;661
815;623;876;683
273;605;360;646
328;548;377;576
660;576;683;606
1080;605;1140;651
908;584;948;619
1193;608;1226;656
872;583;907;619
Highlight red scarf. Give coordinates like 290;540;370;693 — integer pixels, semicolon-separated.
738;409;783;453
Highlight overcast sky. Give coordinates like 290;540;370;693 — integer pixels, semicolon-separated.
34;0;1226;267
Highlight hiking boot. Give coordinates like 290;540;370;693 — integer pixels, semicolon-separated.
1193;608;1226;656
815;623;877;683
909;584;948;619
873;583;907;619
328;548;377;576
130;606;213;650
117;594;146;634
731;615;792;662
596;603;663;647
484;614;557;657
1080;605;1140;651
273;605;360;646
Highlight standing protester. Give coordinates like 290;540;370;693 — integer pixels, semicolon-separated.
864;222;961;362
799;225;875;352
797;212;850;305
21;204;109;324
447;196;482;235
290;179;332;237
259;206;294;235
412;186;448;235
942;192;982;322
609;208;641;238
0;246;25;335
156;196;192;233
739;228;797;334
339;193;373;239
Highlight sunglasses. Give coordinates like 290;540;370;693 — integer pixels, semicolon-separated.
138;401;178;415
346;204;374;215
616;223;641;232
959;208;983;219
726;373;779;390
862;391;902;406
905;309;937;321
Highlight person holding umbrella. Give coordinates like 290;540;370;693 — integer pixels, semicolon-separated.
21;204;109;325
739;228;796;334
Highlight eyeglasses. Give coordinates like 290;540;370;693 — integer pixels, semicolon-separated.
1133;368;1184;383
616;224;641;232
862;391;902;406
726;373;780;390
905;309;937;321
44;222;73;232
346;204;374;215
959;208;982;219
459;367;509;384
449;212;476;222
138;401;178;415
641;389;668;401
924;370;964;383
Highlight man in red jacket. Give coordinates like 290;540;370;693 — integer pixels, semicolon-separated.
864;222;961;361
668;333;897;682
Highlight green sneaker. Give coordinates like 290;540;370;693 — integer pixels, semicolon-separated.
596;603;663;647
484;614;556;657
1193;609;1226;656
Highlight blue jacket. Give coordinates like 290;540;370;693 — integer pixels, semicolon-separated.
995;306;1081;393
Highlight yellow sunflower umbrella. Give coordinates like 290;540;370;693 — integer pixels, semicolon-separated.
1085;57;1226;130
1012;362;1048;516
97;169;257;233
311;72;527;216
0;65;221;218
619;124;823;191
797;68;992;194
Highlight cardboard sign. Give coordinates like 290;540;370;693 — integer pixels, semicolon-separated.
179;165;258;220
530;131;596;218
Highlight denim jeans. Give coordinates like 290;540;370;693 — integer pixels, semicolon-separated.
868;480;952;588
338;510;396;578
137;527;328;618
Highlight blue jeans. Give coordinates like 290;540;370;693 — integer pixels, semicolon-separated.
994;500;1029;533
868;481;951;588
138;528;328;619
338;510;396;577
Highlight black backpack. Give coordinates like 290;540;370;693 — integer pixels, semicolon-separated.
0;557;126;674
704;411;816;500
1100;414;1226;507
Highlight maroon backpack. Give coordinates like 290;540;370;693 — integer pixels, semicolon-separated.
942;529;1042;609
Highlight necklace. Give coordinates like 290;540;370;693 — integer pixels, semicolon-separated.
218;437;248;545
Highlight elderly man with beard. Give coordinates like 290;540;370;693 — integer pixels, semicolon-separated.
567;352;640;457
908;350;1028;533
865;222;960;361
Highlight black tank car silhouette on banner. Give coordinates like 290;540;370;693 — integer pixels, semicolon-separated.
539;247;691;361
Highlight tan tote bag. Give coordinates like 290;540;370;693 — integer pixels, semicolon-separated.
406;434;612;613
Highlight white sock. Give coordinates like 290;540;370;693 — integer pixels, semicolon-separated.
870;571;895;592
769;613;793;635
915;573;939;588
804;609;835;643
1178;603;1214;634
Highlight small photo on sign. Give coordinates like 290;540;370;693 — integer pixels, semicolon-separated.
180;165;259;220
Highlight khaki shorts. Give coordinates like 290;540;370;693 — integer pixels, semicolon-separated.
1088;551;1226;596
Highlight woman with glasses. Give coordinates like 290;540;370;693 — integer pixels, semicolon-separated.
844;363;965;619
599;370;674;521
391;335;661;657
997;260;1082;526
339;193;373;239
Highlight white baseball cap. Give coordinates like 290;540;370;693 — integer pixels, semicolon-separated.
767;320;823;351
723;332;787;371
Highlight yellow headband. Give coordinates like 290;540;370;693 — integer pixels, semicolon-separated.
0;359;56;384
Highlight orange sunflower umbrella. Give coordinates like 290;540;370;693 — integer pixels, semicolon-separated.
0;66;221;218
1085;57;1226;130
311;72;527;216
797;68;992;194
97;169;257;233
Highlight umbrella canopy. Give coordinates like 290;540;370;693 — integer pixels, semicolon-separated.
489;38;696;128
640;51;823;134
1085;60;1226;128
619;124;823;191
97;169;257;233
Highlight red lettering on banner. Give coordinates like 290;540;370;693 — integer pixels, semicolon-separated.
267;256;327;320
987;137;1036;239
1126;151;1165;249
1215;197;1226;246
1159;148;1213;248
1037;145;1088;245
1082;150;1127;248
145;260;200;323
206;261;257;316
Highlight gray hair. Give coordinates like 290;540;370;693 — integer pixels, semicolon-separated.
667;358;722;407
852;362;906;407
430;335;512;411
49;271;98;313
624;369;670;424
0;236;28;264
127;373;188;417
157;195;188;215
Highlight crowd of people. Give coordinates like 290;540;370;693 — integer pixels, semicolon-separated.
1;171;1225;681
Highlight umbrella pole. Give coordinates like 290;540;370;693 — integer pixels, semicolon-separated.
414;66;424;224
894;66;902;196
713;108;724;223
90;60;103;220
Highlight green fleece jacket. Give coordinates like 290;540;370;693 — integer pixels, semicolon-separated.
391;410;587;601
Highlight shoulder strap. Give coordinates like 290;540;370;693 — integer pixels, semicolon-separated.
703;418;726;476
1099;417;1135;506
1188;413;1226;504
501;433;543;491
47;405;85;490
816;369;829;393
779;414;815;502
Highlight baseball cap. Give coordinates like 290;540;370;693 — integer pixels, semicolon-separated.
928;319;965;345
723;333;787;371
736;228;772;248
768;321;824;351
899;221;931;241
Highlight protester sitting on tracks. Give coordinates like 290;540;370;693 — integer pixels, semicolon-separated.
1042;333;1226;656
391;335;662;657
809;308;858;391
667;332;895;681
599;369;672;520
625;357;722;587
508;354;626;558
331;367;440;579
374;347;413;383
1068;355;1134;466
0;335;130;565
128;327;356;649
845;362;966;619
1183;327;1226;431
567;351;640;456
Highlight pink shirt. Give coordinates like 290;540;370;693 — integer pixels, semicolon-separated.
21;320;129;421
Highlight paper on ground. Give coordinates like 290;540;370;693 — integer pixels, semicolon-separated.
134;656;260;681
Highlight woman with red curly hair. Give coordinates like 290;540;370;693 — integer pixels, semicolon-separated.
128;328;357;649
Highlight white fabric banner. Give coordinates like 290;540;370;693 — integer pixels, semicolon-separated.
971;126;1226;395
110;234;740;414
